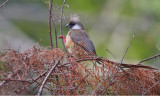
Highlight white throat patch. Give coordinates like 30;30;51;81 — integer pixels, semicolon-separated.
71;24;81;30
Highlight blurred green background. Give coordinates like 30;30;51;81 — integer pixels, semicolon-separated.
0;0;160;66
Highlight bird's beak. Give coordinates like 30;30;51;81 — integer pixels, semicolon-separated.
66;23;69;28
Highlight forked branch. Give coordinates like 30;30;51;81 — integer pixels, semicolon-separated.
37;60;60;96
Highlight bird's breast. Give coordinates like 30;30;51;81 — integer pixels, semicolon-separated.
65;32;74;53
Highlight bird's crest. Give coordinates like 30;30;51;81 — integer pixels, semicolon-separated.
69;14;80;22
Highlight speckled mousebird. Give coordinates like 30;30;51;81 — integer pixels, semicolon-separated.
59;15;97;58
58;15;158;69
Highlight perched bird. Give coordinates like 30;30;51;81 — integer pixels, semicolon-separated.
59;15;97;59
58;15;157;70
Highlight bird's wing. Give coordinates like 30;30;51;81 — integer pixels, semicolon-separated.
70;30;97;56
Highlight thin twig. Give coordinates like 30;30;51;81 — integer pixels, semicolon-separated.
102;26;138;95
60;57;103;66
0;79;31;83
137;54;160;64
106;48;117;61
39;0;58;48
91;49;120;95
49;0;53;48
37;60;60;96
31;70;48;83
60;0;67;51
60;57;156;69
0;73;14;88
121;27;137;63
0;0;8;8
0;69;20;88
51;19;58;48
142;81;160;95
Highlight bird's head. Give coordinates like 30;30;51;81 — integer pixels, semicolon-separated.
66;15;84;30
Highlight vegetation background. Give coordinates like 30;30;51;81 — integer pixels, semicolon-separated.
0;0;160;96
0;0;160;67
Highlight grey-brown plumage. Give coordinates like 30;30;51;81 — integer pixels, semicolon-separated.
70;29;97;55
65;15;96;58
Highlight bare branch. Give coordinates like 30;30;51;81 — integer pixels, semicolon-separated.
137;54;160;64
102;26;138;95
106;48;117;61
0;79;31;83
39;0;58;48
60;57;156;70
0;73;13;88
0;0;8;8
49;0;53;48
31;70;48;83
51;18;58;48
60;0;67;51
92;48;126;95
0;70;20;88
121;27;137;63
142;81;160;95
37;60;60;96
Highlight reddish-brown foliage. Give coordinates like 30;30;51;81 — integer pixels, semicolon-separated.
0;46;159;95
